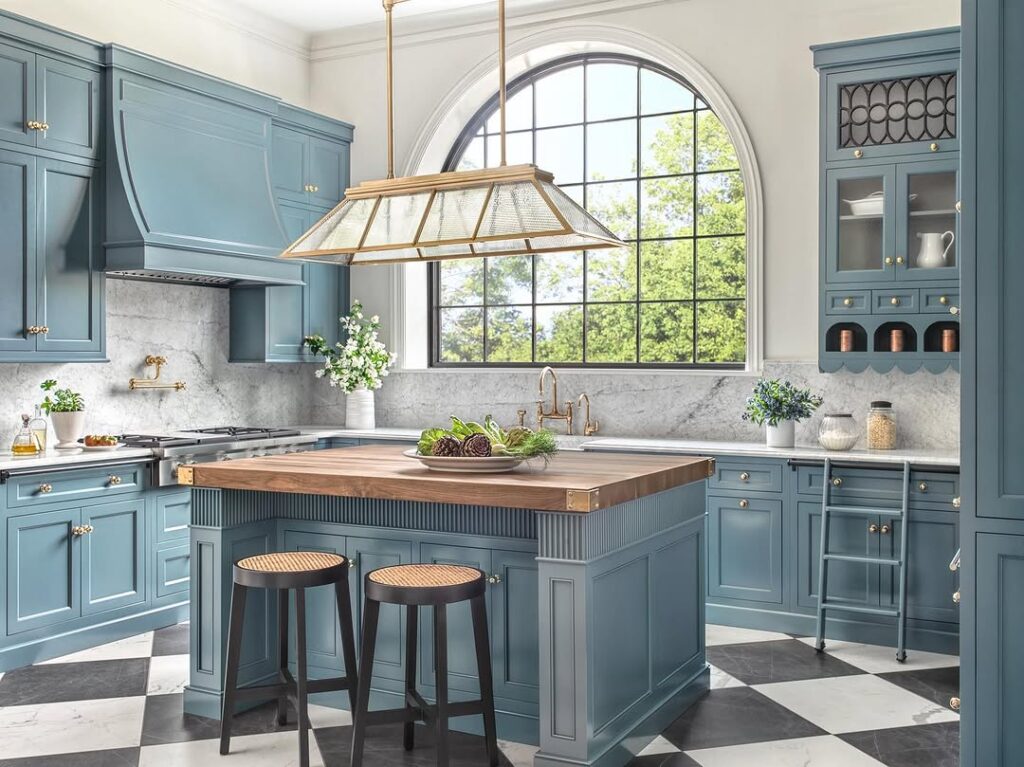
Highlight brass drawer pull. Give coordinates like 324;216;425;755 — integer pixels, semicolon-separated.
880;524;891;535
895;257;905;265
939;295;949;305
918;482;928;493
949;306;960;316
952;496;961;510
843;297;854;307
832;477;843;488
853;149;863;159
71;524;94;537
739;472;750;482
950;696;960;711
930;142;940;152
891;296;901;306
107;475;122;486
739;499;750;509
885;257;894;266
488;573;502;585
953;590;961;604
38;483;53;494
869;523;879;534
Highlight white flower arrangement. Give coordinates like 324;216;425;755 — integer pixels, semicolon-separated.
304;301;396;393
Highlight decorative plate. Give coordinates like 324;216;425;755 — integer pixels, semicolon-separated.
80;443;125;452
403;449;524;473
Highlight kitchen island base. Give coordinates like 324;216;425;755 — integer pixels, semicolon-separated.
183;480;708;767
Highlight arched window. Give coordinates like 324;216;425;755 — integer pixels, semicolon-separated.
431;53;747;367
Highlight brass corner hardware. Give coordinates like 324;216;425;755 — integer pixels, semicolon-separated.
130;355;186;391
176;465;195;486
577;393;599;437
566;488;599;512
706;458;716;478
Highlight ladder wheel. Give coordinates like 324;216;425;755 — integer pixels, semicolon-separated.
896;651;907;663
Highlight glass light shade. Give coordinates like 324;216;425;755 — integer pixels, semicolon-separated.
280;164;624;265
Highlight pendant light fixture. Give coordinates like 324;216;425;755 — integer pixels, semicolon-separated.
279;0;624;265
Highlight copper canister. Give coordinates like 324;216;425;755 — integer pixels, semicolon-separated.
891;328;906;352
942;328;958;352
840;329;854;352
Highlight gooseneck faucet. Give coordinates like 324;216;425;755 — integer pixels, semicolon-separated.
536;366;573;434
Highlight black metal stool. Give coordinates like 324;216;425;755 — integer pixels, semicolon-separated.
220;551;359;767
350;563;499;767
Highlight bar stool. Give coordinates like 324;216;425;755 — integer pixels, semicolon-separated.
350;563;499;767
220;551;359;767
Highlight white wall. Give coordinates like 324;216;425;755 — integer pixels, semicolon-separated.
0;0;312;105
308;0;960;363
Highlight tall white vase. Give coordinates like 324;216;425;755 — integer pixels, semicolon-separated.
765;419;796;448
51;411;86;449
345;387;375;430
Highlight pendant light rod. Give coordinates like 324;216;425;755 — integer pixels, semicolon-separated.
384;0;397;179
498;0;507;166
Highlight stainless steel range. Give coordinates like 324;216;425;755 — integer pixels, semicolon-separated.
122;427;319;486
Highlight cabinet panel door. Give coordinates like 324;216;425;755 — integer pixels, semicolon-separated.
349;536;413;682
272;126;309;204
490;549;539;703
305;260;341;352
883;510;959;624
0;42;34;148
418;543;490;695
156;544;190;599
0;149;36;352
708;496;783;604
282;528;348;673
308;137;348;208
6;507;80;634
797;501;878;610
825;165;897;283
81;498;145;615
895;158;959;281
36;57;100;159
35;159;103;354
155;491;191;545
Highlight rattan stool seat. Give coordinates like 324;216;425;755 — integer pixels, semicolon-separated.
233;551;348;590
365;563;485;606
369;564;479;588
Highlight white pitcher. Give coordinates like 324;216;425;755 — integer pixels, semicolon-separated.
916;231;955;269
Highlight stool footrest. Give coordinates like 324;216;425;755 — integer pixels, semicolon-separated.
306;677;354;694
361;698;489;728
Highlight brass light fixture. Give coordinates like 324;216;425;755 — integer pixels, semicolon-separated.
280;0;624;266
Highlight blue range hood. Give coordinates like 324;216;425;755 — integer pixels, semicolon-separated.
103;46;302;287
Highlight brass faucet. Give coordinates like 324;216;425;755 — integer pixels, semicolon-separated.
536;366;573;434
577;393;599;437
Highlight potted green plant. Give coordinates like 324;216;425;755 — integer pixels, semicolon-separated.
742;378;823;448
40;379;86;449
305;301;396;430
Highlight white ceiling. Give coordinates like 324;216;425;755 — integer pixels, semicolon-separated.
226;0;499;33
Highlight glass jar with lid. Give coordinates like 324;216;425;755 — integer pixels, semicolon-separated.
866;401;897;450
818;414;859;451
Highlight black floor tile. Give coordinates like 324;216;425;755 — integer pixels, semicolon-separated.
315;722;514;767
878;666;960;711
151;623;189;657
627;752;700;766
0;748;140;767
707;638;864;685
658;687;825;751
0;659;149;705
141;693;296;746
841;721;960;767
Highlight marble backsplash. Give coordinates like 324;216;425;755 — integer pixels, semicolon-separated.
0;279;959;452
310;365;960;451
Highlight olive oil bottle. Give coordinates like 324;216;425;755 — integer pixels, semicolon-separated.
11;414;42;456
28;406;47;452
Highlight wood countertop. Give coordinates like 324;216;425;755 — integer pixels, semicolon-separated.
178;445;714;512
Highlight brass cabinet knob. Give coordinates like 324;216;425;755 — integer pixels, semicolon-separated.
895;256;905;265
891;296;901;306
853;149;864;159
107;475;122;486
930;142;940;152
953;590;961;604
488;573;502;585
956;200;962;213
40;326;48;334
26;326;39;335
939;295;949;305
348;556;358;569
885;257;894;266
312;184;319;193
918;482;928;492
832;477;843;487
953;496;961;510
26;120;43;130
950;697;961;711
739;472;750;481
880;524;891;535
38;483;53;494
869;523;879;533
739;499;750;509
71;524;93;537
949;306;960;316
843;297;854;307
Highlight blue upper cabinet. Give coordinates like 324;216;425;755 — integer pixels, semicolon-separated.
814;29;961;374
272;107;352;210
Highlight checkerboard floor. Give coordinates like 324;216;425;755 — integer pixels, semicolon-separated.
0;622;959;766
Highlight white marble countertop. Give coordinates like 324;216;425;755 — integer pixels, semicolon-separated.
0;447;156;475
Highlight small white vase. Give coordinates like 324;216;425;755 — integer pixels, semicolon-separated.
765;420;796;448
51;411;86;449
345;387;375;430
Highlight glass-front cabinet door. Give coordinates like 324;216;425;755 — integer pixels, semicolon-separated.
825;165;896;283
895;159;958;280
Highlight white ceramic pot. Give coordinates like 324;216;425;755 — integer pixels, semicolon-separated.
345;387;375;430
765;419;796;448
51;411;86;449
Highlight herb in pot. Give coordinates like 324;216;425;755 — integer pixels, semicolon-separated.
39;379;85;414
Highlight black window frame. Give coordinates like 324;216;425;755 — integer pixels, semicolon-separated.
428;52;748;370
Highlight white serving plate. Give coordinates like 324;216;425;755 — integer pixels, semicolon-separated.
403;449;523;473
80;443;125;452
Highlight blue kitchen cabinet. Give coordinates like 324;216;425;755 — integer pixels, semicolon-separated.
0;41;33;148
797;500;879;610
489;549;539;705
883;508;959;624
81;497;145;615
0;148;34;353
271;125;309;205
271;115;351;210
707;495;783;604
348;536;412;683
307;136;349;209
6;506;80;634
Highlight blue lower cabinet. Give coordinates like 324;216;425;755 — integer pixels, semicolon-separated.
81;498;145;615
348;536;412;682
6;507;80;634
282;528;348;674
489;549;539;704
885;510;959;623
154;490;191;545
156;544;190;599
707;495;783;604
797;500;878;610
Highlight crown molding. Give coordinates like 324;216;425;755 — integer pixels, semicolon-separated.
160;0;312;60
310;0;678;61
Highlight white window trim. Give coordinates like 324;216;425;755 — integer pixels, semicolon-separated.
388;24;764;375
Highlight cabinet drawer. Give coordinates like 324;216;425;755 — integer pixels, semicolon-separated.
909;472;960;507
156;544;190;599
797;465;959;507
708;460;783;494
155;491;191;544
6;464;145;508
825;290;871;314
921;288;959;313
872;289;918;313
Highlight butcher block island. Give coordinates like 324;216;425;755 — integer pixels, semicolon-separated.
179;446;714;767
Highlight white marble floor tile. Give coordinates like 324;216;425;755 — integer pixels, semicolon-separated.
687;734;886;766
40;631;154;664
754;674;959;734
307;703;352;728
709;664;745;690
706;624;791;646
0;696;145;759
498;739;540;767
638;735;681;756
146;654;188;696
139;730;324;766
796;637;959;674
